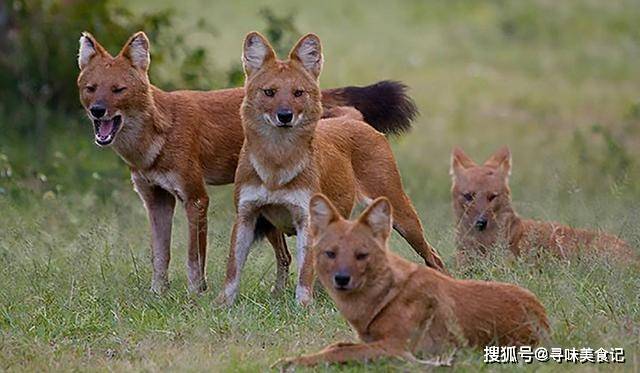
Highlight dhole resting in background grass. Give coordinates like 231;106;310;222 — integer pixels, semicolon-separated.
276;194;549;368
216;32;446;306
451;146;636;263
76;31;420;294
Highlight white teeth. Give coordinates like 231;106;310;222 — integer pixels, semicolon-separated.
93;115;122;145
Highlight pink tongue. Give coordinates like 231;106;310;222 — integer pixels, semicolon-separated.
98;120;114;137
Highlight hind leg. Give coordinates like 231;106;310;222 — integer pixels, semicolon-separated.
387;193;447;272
353;135;447;273
185;190;209;293
358;188;446;272
266;228;290;296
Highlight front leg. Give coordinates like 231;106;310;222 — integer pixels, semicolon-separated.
134;180;176;294
294;222;314;306
276;340;414;368
215;212;258;306
184;185;209;294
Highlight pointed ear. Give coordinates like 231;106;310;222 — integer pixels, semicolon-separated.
289;33;323;79
242;32;276;78
309;194;341;238
484;146;512;178
120;31;150;71
450;147;476;178
358;197;392;243
78;32;106;70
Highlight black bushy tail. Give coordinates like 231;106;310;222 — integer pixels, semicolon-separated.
322;80;419;135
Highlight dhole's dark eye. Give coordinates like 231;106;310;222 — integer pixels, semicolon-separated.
325;251;336;259
488;193;498;201
463;192;474;202
293;89;304;97
355;253;369;261
263;88;276;97
86;85;96;93
112;86;127;94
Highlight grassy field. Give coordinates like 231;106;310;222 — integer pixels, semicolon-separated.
1;0;640;371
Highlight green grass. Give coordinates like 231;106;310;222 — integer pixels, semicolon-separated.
1;0;640;371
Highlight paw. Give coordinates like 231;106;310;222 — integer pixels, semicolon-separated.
271;356;311;371
271;358;292;372
295;285;313;307
405;349;456;367
270;280;287;297
270;285;285;298
424;255;448;274
150;279;169;295
214;291;235;308
188;279;208;295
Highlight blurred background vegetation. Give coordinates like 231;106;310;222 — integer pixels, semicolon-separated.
0;1;639;370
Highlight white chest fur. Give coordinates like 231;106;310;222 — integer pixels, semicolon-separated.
238;184;311;232
132;170;185;202
249;153;309;188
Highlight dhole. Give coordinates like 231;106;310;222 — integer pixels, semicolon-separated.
451;146;636;263
276;194;549;368
216;32;446;306
77;31;420;294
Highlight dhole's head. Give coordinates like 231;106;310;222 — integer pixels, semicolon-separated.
77;31;151;147
240;32;323;132
309;194;392;294
450;146;514;247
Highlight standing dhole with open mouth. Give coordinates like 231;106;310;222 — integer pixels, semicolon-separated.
216;32;446;307
451;146;636;264
276;194;549;368
76;31;425;295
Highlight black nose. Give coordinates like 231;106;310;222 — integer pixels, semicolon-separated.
475;218;488;231
334;274;351;287
276;109;293;124
90;104;106;118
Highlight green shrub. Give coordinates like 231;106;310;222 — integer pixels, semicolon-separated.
0;0;218;125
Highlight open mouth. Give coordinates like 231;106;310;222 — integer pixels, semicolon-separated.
93;115;122;146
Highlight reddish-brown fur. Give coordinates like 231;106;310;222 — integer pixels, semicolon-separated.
276;194;549;368
76;31;414;294
450;146;636;264
216;32;446;307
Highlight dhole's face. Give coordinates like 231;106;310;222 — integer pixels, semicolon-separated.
77;32;150;147
309;195;392;295
244;63;321;129
314;221;387;293
241;32;323;132
78;59;149;146
452;166;511;236
450;146;513;250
